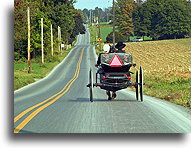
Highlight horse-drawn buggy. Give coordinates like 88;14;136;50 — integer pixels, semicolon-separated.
87;50;144;102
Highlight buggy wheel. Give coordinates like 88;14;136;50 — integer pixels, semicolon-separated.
89;69;93;102
139;66;143;102
135;70;139;101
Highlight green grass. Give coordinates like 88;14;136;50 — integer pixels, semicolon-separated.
131;72;190;108
14;49;71;90
88;24;98;44
130;36;152;41
100;27;113;42
144;74;190;108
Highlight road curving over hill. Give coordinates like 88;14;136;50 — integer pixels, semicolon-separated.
14;25;191;133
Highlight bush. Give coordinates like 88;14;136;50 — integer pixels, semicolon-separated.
45;55;61;63
106;32;126;43
14;52;27;63
14;52;20;61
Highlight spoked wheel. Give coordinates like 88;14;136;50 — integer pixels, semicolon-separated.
135;70;139;101
139;66;143;102
89;68;93;102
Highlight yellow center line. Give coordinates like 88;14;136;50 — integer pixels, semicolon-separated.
14;48;84;133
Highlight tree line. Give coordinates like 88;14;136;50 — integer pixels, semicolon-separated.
83;0;191;41
14;0;85;61
115;0;191;41
82;7;113;24
133;0;191;40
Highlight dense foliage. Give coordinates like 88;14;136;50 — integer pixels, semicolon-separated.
133;0;191;40
106;32;126;43
14;0;85;61
104;0;190;41
115;0;136;40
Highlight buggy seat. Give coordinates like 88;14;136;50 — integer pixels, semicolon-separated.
100;53;133;74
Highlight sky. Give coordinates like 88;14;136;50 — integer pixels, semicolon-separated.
74;0;113;10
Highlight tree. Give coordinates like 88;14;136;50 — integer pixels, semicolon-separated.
82;8;90;23
115;0;136;40
70;10;86;44
133;1;152;38
135;0;143;6
14;0;42;60
106;32;126;43
133;0;191;40
14;0;83;61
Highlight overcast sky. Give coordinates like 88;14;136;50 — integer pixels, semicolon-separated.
74;0;113;10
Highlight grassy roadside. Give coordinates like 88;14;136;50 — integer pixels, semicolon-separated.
14;48;72;90
88;24;190;108
88;24;105;55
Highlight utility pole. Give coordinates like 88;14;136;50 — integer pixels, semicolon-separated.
98;10;101;39
90;10;92;24
58;26;60;52
41;18;44;64
107;13;109;24
27;7;31;73
59;27;62;54
112;0;116;45
51;24;53;56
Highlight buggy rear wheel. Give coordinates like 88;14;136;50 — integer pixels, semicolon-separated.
135;70;139;101
139;66;143;102
89;69;93;102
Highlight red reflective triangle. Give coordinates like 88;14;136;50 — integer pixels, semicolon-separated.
109;55;122;67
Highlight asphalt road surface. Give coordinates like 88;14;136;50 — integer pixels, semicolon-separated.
14;25;191;133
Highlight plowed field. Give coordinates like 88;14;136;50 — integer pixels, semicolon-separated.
125;39;190;108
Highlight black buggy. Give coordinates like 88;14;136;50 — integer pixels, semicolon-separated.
87;53;144;102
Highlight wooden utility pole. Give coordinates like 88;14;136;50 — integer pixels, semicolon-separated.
112;0;116;45
90;10;91;24
51;24;54;56
41;18;44;64
90;10;92;24
98;10;101;39
58;26;60;52
27;7;31;73
59;27;62;54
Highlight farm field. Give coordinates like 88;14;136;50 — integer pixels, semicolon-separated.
125;39;190;108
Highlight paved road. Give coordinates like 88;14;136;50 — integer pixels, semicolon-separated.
14;25;191;133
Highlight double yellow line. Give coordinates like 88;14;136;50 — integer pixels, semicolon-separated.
14;48;85;133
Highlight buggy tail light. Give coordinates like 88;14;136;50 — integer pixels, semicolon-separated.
106;75;110;78
124;75;131;80
131;83;135;85
102;76;106;80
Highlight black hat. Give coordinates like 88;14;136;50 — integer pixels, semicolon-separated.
115;41;126;50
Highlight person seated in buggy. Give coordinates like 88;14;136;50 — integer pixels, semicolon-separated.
95;42;136;100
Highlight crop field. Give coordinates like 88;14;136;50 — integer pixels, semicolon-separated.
126;39;190;77
124;39;190;108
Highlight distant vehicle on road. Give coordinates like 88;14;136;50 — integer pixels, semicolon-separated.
132;38;143;42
